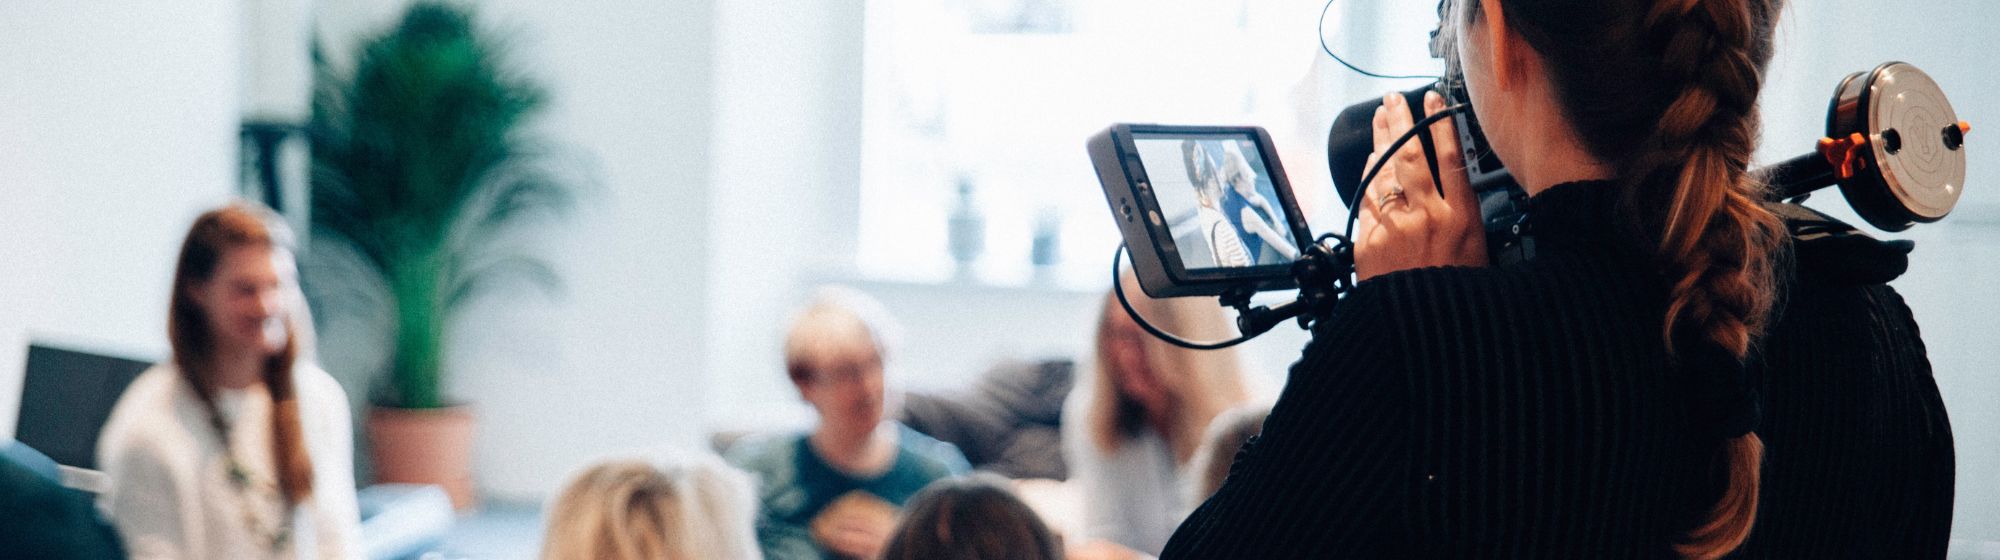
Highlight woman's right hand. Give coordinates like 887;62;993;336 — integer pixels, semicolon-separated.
1354;90;1487;281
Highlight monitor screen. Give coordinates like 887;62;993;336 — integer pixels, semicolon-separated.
1131;132;1298;271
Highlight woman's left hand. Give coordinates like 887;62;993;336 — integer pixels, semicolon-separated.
1355;90;1488;281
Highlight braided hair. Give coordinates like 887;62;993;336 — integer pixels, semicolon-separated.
1467;0;1787;556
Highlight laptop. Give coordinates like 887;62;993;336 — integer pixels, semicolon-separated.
13;343;153;472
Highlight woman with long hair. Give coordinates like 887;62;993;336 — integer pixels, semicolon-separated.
1159;0;1860;557
1063;271;1253;558
97;203;360;559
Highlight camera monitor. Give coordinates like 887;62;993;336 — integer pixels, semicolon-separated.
1089;124;1314;298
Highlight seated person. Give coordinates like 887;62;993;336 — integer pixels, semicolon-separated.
96;203;361;560
728;287;971;560
0;447;125;559
879;474;1062;560
541;452;761;560
1062;272;1255;558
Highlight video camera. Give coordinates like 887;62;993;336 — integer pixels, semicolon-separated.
1089;7;1969;347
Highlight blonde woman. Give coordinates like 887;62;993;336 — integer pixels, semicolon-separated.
1061;271;1253;558
541;453;762;560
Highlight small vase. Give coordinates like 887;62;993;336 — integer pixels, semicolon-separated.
1031;208;1062;283
948;177;985;280
367;405;478;511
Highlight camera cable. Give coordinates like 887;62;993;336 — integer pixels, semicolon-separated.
1112;103;1467;350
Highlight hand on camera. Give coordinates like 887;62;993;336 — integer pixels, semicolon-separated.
1356;90;1487;281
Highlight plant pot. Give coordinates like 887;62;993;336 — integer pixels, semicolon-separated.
366;405;477;511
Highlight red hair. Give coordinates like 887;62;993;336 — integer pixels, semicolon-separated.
168;202;314;505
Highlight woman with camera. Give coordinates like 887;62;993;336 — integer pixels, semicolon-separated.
1161;0;1950;558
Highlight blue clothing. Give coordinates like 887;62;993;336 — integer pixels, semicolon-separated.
728;423;970;560
1219;190;1276;265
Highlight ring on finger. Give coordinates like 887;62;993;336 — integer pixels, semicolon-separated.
1376;184;1407;208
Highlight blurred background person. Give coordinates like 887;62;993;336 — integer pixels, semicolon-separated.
541;452;762;560
1182;404;1271;509
878;474;1063;560
728;287;971;560
96;203;360;560
1063;272;1255;559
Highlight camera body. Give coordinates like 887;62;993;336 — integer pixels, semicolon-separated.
1087;124;1316;298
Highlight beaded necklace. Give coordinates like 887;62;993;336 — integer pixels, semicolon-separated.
197;384;297;557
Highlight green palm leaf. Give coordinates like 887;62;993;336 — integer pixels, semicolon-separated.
307;1;574;410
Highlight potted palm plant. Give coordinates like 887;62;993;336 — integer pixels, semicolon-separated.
306;1;573;510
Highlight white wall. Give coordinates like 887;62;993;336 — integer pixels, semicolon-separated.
704;0;869;434
453;0;719;502
1761;1;2000;544
305;0;722;502
0;1;242;438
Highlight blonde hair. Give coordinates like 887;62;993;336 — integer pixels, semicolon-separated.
1088;272;1250;463
783;286;900;383
540;454;762;560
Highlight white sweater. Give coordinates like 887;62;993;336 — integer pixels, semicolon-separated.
1060;379;1190;558
97;364;363;560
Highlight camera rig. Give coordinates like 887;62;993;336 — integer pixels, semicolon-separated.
1108;61;1969;350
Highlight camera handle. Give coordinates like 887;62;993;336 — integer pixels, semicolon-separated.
1114;233;1357;351
1225;233;1356;337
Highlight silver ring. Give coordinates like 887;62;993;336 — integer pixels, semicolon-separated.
1377;184;1406;207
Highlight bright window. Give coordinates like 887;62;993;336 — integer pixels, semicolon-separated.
857;0;1446;289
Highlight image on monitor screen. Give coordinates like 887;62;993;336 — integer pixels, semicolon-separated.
1132;133;1299;271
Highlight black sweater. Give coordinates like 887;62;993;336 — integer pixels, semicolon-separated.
1735;204;1954;557
1160;181;1954;558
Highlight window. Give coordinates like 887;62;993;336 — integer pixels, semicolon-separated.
856;0;1445;289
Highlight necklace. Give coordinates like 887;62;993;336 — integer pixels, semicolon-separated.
204;390;297;557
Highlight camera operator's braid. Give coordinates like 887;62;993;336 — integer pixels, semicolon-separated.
1639;0;1782;357
1628;0;1784;558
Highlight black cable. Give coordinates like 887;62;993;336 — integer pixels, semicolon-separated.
1111;243;1256;350
1318;0;1443;81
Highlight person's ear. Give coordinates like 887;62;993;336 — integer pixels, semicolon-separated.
1476;0;1529;93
